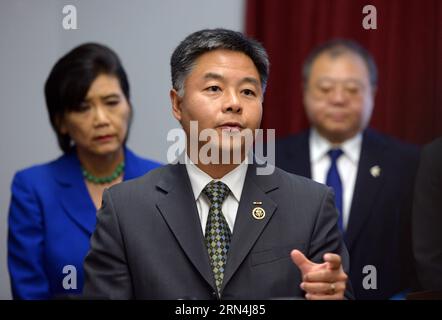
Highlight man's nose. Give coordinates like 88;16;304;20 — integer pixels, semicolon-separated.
329;87;347;105
223;90;242;113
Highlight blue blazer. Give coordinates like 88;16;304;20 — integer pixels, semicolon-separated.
8;147;161;299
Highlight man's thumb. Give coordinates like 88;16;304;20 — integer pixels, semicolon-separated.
290;249;314;275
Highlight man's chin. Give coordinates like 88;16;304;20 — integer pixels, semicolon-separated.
323;127;356;142
219;144;248;164
193;143;245;165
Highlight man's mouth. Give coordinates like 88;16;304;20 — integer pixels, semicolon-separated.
327;112;348;122
218;122;243;132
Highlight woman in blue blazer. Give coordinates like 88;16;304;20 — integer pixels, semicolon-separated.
8;43;161;299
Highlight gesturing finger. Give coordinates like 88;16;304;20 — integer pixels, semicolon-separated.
303;269;347;283
291;249;316;275
323;253;342;270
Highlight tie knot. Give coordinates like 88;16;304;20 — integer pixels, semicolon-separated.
203;181;230;205
328;148;343;162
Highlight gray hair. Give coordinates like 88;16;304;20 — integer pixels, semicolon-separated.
302;39;378;88
171;28;269;96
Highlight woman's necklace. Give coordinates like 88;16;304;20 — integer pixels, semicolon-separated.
82;161;125;184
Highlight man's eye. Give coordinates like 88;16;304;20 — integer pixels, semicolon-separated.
206;86;221;92
319;87;332;94
345;87;360;95
242;89;256;96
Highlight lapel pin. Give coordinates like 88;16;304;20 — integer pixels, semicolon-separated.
252;207;266;220
370;165;381;178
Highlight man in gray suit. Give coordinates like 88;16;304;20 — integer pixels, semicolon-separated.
83;28;352;300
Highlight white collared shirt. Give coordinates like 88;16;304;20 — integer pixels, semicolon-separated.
185;155;248;235
309;129;362;230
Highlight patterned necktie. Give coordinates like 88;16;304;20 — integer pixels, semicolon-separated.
326;149;344;232
203;180;231;295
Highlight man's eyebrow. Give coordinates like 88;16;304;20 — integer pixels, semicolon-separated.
203;72;224;81
239;77;260;87
203;73;260;87
316;77;364;84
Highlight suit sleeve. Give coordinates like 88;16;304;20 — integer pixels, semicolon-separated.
82;188;133;299
307;187;354;299
8;172;50;299
412;143;442;290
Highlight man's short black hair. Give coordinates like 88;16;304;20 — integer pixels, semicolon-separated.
171;28;270;95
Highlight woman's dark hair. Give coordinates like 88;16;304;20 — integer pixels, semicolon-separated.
44;43;131;153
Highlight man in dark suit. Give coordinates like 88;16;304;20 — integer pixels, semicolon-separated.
83;29;352;300
276;40;419;299
413;137;442;291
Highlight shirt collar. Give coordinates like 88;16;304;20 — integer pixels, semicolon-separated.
184;153;248;202
310;128;362;164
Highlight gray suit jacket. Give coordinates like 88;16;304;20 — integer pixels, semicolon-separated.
83;163;353;299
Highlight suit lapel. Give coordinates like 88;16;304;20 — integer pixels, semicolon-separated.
155;164;216;291
222;163;278;291
55;153;96;236
345;130;386;250
155;163;280;294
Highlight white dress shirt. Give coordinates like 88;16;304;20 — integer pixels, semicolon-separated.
185;155;248;235
309;129;362;230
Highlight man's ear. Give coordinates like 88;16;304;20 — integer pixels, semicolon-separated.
170;89;183;121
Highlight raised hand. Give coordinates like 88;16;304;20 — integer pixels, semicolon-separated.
291;249;348;300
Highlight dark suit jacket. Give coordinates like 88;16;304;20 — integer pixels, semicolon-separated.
8;147;161;299
276;129;419;299
83;162;353;299
413;137;442;291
